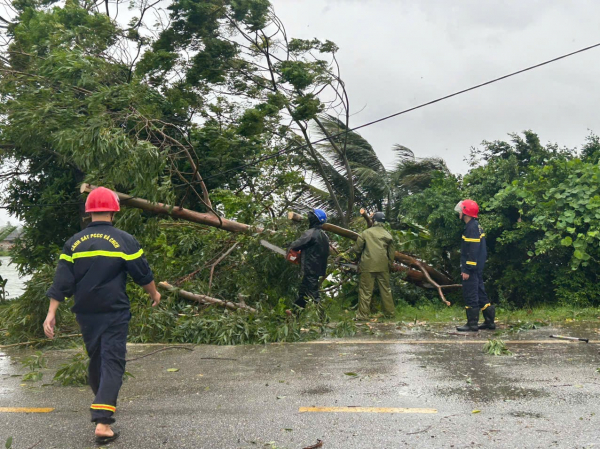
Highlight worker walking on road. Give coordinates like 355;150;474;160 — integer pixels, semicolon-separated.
455;199;495;332
43;187;161;444
354;212;395;320
288;209;330;309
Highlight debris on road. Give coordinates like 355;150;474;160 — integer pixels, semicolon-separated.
549;334;589;343
483;339;513;356
303;440;323;449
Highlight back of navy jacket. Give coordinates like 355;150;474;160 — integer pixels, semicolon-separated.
289;221;330;277
46;221;154;314
461;218;487;273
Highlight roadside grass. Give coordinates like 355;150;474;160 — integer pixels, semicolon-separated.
376;303;600;325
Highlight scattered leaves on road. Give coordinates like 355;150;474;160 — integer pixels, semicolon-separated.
483;339;513;356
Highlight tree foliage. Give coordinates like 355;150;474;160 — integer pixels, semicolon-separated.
400;131;600;307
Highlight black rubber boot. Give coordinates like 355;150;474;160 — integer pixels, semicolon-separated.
456;308;479;332
478;305;496;330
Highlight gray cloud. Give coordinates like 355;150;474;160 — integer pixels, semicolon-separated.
274;0;600;173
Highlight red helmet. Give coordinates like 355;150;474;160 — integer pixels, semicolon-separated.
85;187;120;213
458;199;479;218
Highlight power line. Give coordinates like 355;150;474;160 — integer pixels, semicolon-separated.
202;40;600;182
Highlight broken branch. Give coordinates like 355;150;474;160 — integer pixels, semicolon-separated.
209;243;239;290
0;333;82;349
414;260;451;306
359;208;373;228
158;282;257;313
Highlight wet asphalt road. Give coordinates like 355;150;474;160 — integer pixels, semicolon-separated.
2;322;600;448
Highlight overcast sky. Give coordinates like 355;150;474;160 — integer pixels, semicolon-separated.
2;0;599;225
273;0;600;173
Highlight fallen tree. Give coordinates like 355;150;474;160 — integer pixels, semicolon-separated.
80;185;459;300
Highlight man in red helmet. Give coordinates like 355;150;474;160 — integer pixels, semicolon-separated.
454;199;494;332
43;186;161;444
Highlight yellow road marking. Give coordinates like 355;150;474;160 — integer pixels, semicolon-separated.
0;407;54;413
300;407;437;414
296;339;598;345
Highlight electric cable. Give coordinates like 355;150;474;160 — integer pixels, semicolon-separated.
200;40;600;182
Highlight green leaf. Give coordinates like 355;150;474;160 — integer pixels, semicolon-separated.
167;368;179;372
574;250;585;260
344;372;358;377
5;437;13;449
560;236;573;246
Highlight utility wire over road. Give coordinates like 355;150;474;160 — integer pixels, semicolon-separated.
201;40;600;182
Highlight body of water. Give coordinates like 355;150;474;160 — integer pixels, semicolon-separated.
0;256;31;299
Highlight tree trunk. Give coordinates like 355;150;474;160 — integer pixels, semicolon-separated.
80;184;259;234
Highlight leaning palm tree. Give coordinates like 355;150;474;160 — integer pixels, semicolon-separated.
298;114;448;223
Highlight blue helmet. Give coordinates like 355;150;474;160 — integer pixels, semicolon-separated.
312;208;327;224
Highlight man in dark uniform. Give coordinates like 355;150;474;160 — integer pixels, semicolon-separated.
288;209;329;309
43;187;161;444
455;199;495;332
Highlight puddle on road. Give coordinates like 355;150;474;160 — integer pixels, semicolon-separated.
416;346;549;403
0;351;20;398
440;385;547;402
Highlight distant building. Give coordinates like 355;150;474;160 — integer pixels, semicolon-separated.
0;228;21;251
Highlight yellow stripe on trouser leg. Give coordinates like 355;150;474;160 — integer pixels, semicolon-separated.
91;404;116;413
481;303;490;311
466;261;477;266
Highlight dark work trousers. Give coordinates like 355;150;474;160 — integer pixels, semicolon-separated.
296;274;321;308
462;269;489;309
76;310;130;424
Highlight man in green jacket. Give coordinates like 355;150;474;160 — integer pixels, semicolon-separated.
353;212;395;320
